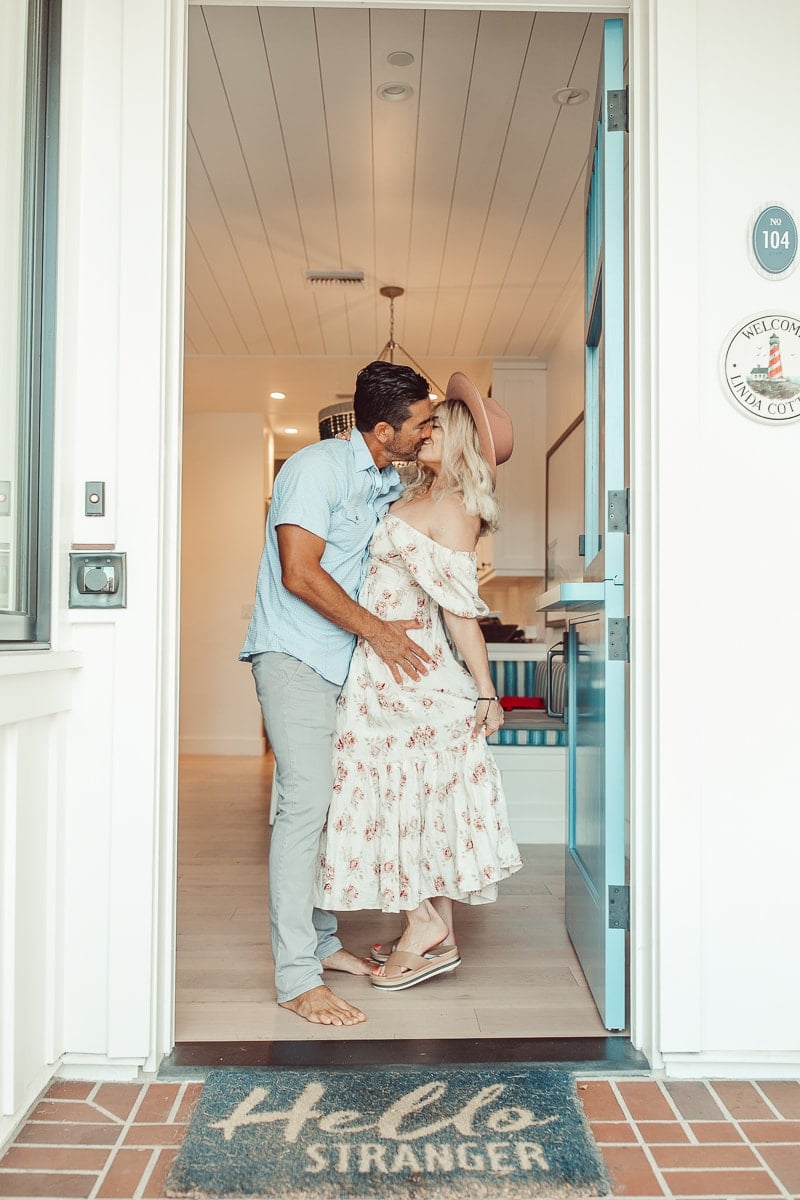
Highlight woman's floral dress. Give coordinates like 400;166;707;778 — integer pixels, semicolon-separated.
315;512;523;913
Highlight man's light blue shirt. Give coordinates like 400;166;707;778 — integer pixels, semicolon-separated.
239;429;403;686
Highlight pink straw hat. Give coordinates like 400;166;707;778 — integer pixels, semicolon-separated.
445;372;514;480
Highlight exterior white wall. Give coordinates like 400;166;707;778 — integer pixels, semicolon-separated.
55;0;186;1079
54;0;185;1077
4;0;800;1148
179;413;266;755
0;0;186;1143
0;655;80;1147
647;0;800;1076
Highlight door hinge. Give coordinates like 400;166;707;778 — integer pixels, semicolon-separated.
607;488;629;534
607;87;629;133
608;884;630;930
608;616;630;661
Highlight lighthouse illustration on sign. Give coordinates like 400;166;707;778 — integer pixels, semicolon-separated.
747;332;797;399
769;333;783;378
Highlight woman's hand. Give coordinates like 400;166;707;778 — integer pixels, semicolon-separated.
473;696;504;739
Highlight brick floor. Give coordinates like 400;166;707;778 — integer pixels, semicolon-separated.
0;1077;798;1198
0;1084;201;1200
584;1079;800;1198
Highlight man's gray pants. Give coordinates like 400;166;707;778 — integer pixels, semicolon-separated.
251;651;343;1003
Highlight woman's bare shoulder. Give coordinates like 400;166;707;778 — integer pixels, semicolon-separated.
429;494;480;552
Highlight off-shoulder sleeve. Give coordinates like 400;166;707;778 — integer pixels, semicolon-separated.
382;517;489;618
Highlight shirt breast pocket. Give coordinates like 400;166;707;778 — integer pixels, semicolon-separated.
336;503;368;546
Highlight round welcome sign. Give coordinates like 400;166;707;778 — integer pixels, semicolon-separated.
722;313;800;423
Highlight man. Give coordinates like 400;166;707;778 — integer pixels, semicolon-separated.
240;361;434;1026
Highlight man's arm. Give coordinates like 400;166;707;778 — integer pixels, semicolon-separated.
277;524;431;683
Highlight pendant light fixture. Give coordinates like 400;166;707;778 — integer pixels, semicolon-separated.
377;286;442;398
319;287;441;439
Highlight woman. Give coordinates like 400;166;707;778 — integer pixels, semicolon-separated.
316;372;523;991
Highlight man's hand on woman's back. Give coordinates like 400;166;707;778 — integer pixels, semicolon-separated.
364;618;431;684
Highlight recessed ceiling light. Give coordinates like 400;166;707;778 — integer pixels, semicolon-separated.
428;392;438;401
283;427;299;435
553;87;589;107
387;50;414;67
270;391;286;400
377;82;413;103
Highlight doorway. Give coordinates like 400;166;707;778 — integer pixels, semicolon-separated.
175;756;610;1042
176;4;631;1050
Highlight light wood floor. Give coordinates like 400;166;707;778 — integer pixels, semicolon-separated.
175;754;609;1042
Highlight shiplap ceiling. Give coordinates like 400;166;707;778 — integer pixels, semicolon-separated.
184;6;609;455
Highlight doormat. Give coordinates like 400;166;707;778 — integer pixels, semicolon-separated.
166;1067;610;1199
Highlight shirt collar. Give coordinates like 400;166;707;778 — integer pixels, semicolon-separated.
350;428;401;493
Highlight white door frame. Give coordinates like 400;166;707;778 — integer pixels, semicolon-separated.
156;0;678;1071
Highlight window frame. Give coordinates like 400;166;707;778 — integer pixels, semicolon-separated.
0;0;60;646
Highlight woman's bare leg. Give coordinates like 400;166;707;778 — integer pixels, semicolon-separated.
430;897;455;944
374;899;454;959
390;899;448;958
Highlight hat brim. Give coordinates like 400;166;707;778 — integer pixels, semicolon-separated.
444;372;513;480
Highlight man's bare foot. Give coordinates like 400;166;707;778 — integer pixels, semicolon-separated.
279;984;366;1026
321;948;378;976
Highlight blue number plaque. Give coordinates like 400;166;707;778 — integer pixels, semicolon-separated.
752;206;797;276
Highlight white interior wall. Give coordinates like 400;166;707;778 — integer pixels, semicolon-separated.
179;413;267;755
544;296;584;450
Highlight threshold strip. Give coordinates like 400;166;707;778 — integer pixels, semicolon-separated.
161;1037;648;1077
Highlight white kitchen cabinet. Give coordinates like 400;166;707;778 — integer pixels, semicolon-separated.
489;359;547;576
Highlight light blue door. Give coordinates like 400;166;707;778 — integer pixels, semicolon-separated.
564;18;627;1031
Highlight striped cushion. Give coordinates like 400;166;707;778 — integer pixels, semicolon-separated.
488;726;567;748
486;657;567;747
488;658;539;699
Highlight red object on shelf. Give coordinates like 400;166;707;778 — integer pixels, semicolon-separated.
499;696;546;712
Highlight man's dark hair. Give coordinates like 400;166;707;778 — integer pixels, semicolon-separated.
353;361;430;432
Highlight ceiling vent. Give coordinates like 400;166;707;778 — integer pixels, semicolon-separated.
305;270;364;287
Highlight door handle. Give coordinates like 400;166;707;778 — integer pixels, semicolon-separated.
546;639;565;719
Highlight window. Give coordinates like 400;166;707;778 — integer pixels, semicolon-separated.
0;0;59;644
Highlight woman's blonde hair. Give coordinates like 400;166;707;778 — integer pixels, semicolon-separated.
402;398;500;535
